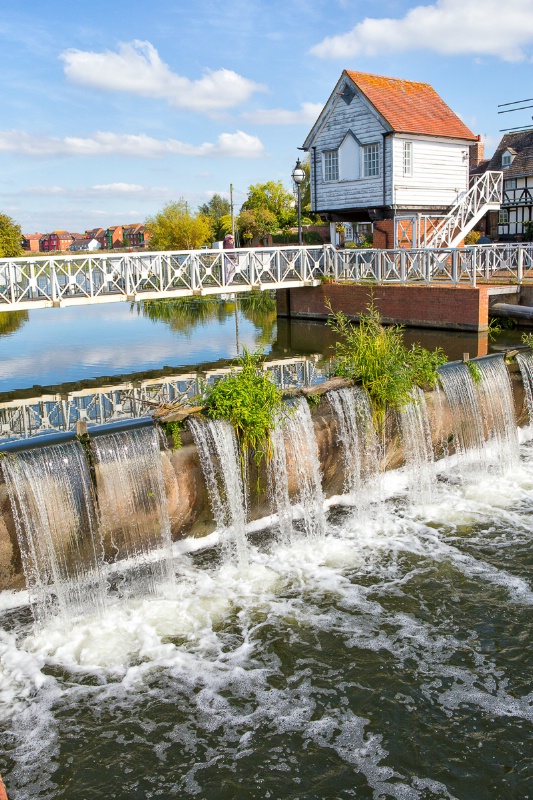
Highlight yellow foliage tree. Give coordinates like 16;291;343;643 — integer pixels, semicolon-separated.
146;200;213;251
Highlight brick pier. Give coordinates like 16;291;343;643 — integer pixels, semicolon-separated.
277;283;490;332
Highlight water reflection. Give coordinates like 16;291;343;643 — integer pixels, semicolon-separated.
0;309;28;337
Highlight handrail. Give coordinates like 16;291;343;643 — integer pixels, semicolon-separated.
422;171;503;248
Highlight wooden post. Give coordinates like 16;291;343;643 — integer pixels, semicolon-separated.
76;420;88;437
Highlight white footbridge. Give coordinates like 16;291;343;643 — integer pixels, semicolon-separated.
2;241;533;312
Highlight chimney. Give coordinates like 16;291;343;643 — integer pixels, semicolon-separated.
469;135;485;168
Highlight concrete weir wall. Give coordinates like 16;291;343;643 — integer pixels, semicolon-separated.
277;284;490;332
0;366;528;592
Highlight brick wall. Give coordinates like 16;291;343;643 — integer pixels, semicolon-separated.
277;283;489;331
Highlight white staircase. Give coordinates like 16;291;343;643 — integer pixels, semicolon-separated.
421;171;502;249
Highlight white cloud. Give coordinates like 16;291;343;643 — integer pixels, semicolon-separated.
0;130;265;159
92;183;145;193
311;0;533;62
242;102;323;125
60;40;266;110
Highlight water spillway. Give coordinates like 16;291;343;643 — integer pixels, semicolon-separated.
1;357;532;799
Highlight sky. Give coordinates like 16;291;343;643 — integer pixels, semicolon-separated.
1;0;533;235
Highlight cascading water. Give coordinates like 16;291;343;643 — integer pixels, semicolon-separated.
268;419;294;544
279;396;326;539
516;349;533;422
399;387;436;501
438;361;487;465
438;357;519;474
91;426;175;596
474;355;520;472
188;416;249;565
327;386;381;504
1;441;106;624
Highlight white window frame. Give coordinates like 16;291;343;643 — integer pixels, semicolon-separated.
403;141;413;177
499;208;509;225
502;151;513;167
504;178;517;190
362;143;380;178
323;150;339;182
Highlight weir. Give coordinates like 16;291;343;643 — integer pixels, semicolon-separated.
0;354;527;602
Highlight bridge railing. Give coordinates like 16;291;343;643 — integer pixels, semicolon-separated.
0;246;332;309
2;243;533;309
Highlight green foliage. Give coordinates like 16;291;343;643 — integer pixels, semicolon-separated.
306;393;322;407
161;420;183;450
0;213;23;257
303;230;323;245
145;200;213;251
466;360;482;384
241;181;296;230
487;317;502;340
198;195;232;242
464;229;481;245
522;332;533;350
524;221;533;242
237;207;278;242
326;299;447;431
204;348;284;468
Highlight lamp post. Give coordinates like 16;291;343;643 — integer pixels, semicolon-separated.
291;158;305;246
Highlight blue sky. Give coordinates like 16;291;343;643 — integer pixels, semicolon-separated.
1;0;533;234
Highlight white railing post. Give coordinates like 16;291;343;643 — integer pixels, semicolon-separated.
518;245;524;283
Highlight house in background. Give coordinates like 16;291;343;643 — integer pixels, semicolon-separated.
122;223;146;248
85;228;107;248
70;237;102;252
21;233;42;252
39;230;74;252
105;226;124;249
302;71;500;248
474;130;533;241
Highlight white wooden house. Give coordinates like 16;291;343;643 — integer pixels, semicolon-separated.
302;71;500;248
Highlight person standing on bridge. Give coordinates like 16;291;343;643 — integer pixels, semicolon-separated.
223;233;237;283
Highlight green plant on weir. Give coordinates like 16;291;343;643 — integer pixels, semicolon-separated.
326;298;447;432
488;317;503;341
204;348;285;470
306;393;322;407
160;420;183;450
522;332;533;350
466;360;482;384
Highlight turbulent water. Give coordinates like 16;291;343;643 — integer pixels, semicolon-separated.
1;426;533;799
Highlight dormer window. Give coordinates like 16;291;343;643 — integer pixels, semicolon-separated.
502;149;514;167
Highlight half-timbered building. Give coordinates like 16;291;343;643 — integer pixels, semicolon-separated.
301;71;492;248
480;130;533;241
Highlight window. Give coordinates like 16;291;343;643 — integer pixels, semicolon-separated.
504;178;517;190
363;143;380;177
499;209;509;225
323;150;339;181
403;141;413;176
502;150;513;167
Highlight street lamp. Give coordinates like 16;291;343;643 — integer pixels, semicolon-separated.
292;158;305;246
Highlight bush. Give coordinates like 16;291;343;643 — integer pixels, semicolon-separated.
326;298;447;431
303;230;323;245
204;349;284;468
464;230;481;245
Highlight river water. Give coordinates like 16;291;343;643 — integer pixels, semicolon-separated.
1;301;533;798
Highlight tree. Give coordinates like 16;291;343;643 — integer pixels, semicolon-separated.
145;200;213;251
0;213;23;257
237;207;278;243
300;157;323;225
198;194;232;242
241;181;297;230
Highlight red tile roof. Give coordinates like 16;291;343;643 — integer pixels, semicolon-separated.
345;71;476;141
